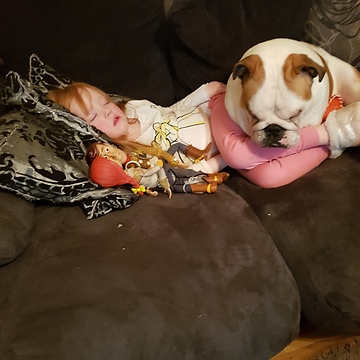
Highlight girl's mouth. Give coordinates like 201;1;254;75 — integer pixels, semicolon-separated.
114;116;120;126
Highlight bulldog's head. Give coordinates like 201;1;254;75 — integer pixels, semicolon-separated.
225;40;328;148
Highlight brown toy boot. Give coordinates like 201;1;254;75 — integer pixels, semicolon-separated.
190;183;217;194
186;142;212;162
203;172;229;184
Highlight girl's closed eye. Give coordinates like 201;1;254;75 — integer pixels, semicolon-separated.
90;113;97;122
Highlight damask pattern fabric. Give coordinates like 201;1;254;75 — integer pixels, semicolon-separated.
0;59;139;219
28;53;73;92
303;0;360;69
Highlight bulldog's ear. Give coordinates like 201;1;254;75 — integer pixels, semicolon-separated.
232;54;263;81
290;54;326;82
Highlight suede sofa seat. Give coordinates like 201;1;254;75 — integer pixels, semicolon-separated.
0;186;299;359
1;0;360;359
227;147;360;334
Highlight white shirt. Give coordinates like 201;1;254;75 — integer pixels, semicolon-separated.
126;84;217;169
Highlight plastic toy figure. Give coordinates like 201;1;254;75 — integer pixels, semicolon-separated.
87;142;229;197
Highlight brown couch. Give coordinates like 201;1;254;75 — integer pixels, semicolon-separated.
1;1;360;359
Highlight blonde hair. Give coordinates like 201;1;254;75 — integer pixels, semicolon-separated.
48;82;128;116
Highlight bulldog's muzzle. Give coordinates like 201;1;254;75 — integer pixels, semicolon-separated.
262;124;286;147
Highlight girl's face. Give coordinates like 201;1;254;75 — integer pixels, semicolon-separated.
69;87;129;140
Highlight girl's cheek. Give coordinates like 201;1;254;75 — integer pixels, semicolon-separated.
91;120;104;132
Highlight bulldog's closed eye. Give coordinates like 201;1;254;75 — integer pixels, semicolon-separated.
248;110;259;123
289;110;302;121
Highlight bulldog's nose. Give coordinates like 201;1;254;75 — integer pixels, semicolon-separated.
264;124;285;138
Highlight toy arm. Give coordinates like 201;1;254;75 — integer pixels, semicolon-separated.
190;154;227;174
140;166;161;177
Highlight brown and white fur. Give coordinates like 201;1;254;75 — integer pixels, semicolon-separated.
225;38;360;148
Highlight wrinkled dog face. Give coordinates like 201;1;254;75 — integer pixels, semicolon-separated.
226;48;326;148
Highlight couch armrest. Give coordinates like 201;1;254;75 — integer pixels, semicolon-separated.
0;191;35;265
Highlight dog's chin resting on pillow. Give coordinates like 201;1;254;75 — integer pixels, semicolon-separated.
225;38;360;158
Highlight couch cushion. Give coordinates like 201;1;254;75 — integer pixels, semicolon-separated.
0;0;175;106
0;191;34;265
167;0;313;99
0;185;301;360
226;148;360;333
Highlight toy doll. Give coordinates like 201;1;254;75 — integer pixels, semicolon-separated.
87;142;229;197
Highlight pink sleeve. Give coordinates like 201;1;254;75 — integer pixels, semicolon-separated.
209;93;323;170
239;147;328;188
209;93;329;188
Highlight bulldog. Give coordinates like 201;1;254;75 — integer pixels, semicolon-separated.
225;38;360;157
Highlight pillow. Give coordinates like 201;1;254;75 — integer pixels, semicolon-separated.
27;54;131;106
1;70;102;138
28;53;72;92
303;0;360;69
0;71;139;220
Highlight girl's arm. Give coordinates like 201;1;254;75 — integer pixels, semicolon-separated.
209;93;329;187
171;82;226;110
209;93;326;170
239;147;328;188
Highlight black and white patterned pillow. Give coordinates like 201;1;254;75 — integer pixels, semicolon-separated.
303;0;360;69
28;53;73;91
0;69;139;219
1;70;104;138
27;53;131;106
